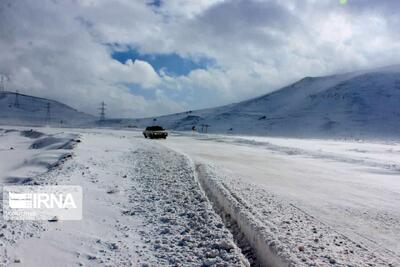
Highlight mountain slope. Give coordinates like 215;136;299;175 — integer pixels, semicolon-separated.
0;91;95;126
134;66;400;139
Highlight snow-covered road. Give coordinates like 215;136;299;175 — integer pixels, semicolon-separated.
1;127;399;266
162;132;400;260
0;127;247;266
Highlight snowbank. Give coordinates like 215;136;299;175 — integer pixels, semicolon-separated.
196;164;397;266
123;145;249;266
0;127;82;265
20;129;44;139
0;128;80;186
29;134;80;150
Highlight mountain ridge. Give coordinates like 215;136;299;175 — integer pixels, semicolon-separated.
0;91;95;127
131;65;400;139
1;64;400;139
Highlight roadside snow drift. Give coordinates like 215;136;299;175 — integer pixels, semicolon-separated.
123;145;249;266
196;164;397;266
0;128;79;185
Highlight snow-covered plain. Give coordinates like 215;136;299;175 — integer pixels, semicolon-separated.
0;126;399;266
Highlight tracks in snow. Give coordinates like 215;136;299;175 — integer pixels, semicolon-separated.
194;162;398;267
195;163;289;267
122;144;249;266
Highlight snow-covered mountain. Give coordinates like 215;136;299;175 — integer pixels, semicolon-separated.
2;65;399;139
0;91;95;126
133;65;400;139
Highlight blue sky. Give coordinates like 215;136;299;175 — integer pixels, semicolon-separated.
109;45;217;103
111;47;215;76
147;0;162;8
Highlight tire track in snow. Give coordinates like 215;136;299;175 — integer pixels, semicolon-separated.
122;144;249;266
194;163;398;267
195;164;290;267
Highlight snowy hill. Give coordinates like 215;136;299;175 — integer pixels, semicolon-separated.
133;65;400;139
0;91;95;126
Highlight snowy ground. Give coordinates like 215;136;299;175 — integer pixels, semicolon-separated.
0;127;399;266
163;132;400;264
0;127;247;266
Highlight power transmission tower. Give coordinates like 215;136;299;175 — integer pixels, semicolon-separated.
0;74;10;93
46;102;51;123
0;75;6;92
14;90;20;108
99;101;106;125
204;124;210;133
200;124;210;133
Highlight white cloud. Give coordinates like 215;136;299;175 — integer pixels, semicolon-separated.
0;0;173;117
106;59;161;88
10;67;45;90
1;0;400;117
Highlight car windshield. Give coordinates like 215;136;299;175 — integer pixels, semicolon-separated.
146;126;164;131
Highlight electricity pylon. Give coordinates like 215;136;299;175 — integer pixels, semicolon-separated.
99;101;106;125
0;75;6;92
204;124;209;133
46;102;51;123
14;90;20;108
200;124;210;133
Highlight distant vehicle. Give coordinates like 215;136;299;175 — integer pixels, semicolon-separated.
143;126;168;139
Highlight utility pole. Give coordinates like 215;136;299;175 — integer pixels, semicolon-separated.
204;124;209;133
200;124;210;133
0;75;5;92
14;90;20;108
46;102;51;124
0;74;10;93
99;101;106;125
